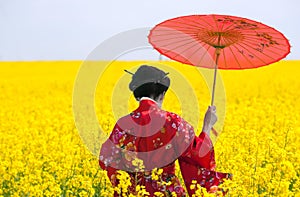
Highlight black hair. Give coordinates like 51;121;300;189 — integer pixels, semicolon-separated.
133;82;168;101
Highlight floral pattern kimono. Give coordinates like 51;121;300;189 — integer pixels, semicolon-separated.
99;98;231;196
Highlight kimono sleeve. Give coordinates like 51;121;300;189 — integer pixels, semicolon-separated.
171;114;215;170
178;128;232;196
99;123;124;186
180;131;216;170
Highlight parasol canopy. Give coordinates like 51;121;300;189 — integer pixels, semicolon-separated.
148;14;291;105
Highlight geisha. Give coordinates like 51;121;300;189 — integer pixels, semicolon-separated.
99;65;232;196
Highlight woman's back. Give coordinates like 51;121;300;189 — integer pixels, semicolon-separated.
99;65;231;196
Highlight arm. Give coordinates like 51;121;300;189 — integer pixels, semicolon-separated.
178;107;232;196
178;106;218;170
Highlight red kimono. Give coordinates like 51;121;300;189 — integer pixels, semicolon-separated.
99;98;231;196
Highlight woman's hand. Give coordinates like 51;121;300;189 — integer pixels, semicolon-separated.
202;106;218;135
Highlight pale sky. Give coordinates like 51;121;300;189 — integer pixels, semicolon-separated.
0;0;299;60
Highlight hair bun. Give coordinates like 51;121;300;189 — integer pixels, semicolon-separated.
128;65;170;91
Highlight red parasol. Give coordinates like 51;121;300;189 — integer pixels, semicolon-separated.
148;14;291;105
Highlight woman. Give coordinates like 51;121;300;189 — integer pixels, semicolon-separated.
99;65;231;196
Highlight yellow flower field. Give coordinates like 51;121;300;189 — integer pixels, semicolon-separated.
0;60;299;196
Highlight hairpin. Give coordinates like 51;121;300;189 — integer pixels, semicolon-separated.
163;72;170;78
124;69;134;75
156;72;170;83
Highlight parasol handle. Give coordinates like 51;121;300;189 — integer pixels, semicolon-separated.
211;49;221;106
